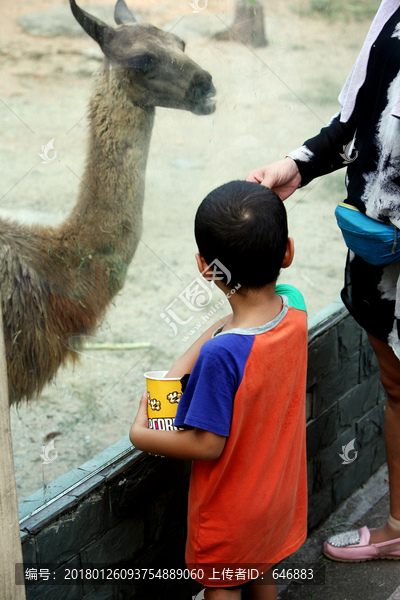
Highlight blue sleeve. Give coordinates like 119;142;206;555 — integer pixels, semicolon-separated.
174;341;240;437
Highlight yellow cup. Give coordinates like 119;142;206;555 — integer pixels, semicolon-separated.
144;371;183;431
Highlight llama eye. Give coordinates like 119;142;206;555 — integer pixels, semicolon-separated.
126;54;155;73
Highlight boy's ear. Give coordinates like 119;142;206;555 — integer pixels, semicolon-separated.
281;237;295;269
196;253;215;281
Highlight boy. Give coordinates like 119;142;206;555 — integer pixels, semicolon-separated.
130;180;308;600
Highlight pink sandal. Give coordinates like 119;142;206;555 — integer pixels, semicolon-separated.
323;526;400;562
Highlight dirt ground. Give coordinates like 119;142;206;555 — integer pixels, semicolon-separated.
0;0;373;503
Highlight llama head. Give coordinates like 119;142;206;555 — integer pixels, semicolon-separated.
70;0;217;115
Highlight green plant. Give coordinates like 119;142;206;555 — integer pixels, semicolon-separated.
302;0;379;20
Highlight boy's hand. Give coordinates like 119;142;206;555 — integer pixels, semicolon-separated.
132;392;149;430
129;392;226;461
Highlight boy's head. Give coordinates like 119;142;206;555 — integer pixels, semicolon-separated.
195;180;289;290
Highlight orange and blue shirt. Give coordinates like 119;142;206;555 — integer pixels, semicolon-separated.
174;284;308;586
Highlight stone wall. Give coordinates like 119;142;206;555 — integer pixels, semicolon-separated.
18;299;386;600
306;299;386;530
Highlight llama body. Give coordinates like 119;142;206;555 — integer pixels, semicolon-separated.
2;0;216;404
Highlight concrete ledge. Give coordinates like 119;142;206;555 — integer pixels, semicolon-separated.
308;297;347;342
19;436;142;525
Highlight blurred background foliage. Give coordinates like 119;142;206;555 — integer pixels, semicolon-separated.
301;0;380;20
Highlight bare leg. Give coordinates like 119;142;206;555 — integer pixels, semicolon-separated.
367;333;400;543
242;569;277;600
204;587;241;600
203;568;277;600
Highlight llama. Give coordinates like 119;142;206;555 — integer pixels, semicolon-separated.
2;0;216;405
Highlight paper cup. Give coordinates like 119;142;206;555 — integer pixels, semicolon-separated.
144;371;183;431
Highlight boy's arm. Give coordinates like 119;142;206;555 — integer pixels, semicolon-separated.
166;313;232;377
130;393;227;460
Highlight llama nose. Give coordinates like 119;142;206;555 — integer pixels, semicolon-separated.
190;71;215;103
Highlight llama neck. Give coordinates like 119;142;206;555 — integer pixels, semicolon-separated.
66;68;155;293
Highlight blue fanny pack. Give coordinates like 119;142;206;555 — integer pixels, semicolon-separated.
334;202;400;266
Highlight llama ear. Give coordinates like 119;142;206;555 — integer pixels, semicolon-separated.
70;0;115;51
114;0;136;25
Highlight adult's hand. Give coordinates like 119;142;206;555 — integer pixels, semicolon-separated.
246;157;302;200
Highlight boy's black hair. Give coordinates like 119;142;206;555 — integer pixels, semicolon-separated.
195;180;288;290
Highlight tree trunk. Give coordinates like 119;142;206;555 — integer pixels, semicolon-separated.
0;297;26;600
215;1;268;48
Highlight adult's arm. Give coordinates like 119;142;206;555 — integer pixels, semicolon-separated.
287;111;358;187
247;109;359;198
